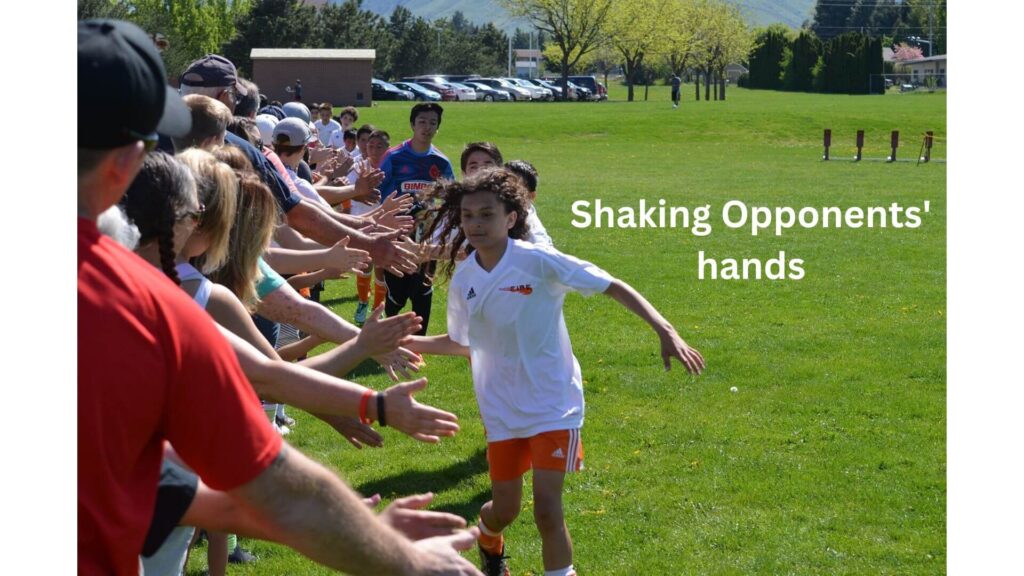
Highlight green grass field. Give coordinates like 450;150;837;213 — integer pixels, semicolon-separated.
189;84;945;575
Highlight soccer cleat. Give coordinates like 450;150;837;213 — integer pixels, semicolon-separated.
478;544;510;576
354;301;370;326
275;414;296;428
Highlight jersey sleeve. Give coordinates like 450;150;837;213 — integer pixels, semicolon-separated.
538;246;613;297
447;275;470;346
442;159;455;181
378;153;397;200
162;296;282;492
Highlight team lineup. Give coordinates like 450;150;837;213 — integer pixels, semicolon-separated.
78;20;705;576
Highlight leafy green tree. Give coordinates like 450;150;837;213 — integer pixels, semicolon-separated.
747;24;792;90
811;0;855;41
385;8;435;79
503;0;614;100
605;0;674;101
222;0;316;77
780;30;821;92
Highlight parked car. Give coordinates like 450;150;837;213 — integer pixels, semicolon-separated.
371;78;414;101
393;81;441;102
401;75;452;86
416;81;458;101
540;78;573;99
443;74;482;83
447;82;478;101
475;78;532;101
568;75;608;100
569;81;593;100
515;78;554;101
504;78;549;101
465;81;511;102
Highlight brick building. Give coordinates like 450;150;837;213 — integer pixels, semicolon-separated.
250;48;376;107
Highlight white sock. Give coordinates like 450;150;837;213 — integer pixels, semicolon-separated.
544;566;575;576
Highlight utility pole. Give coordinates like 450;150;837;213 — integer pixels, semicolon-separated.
508;36;513;77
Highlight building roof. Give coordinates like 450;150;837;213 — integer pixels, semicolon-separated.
902;54;947;64
514;49;542;58
250;48;376;60
883;47;895;62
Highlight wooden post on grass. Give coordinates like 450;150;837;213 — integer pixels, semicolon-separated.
923;131;933;163
823;129;831;160
888;130;899;162
855;130;864;161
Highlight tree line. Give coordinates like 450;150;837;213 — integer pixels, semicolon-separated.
78;0;530;80
505;0;752;102
745;1;944;95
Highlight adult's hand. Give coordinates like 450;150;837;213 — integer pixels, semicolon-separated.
328;237;372;273
378;493;467;541
317;413;383;449
367;228;419;276
410;528;483;576
381;378;459;443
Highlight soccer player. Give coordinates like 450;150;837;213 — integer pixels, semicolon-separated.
409;169;705;576
377;103;455;334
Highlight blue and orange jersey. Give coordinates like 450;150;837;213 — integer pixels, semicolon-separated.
379;139;455;201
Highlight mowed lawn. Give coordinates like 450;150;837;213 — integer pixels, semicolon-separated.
189;85;946;575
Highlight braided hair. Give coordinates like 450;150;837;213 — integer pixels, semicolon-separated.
422;168;531;281
119;152;197;285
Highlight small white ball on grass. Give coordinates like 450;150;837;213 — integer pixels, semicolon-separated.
730;386;738;393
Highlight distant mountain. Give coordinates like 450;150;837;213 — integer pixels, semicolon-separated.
352;0;816;32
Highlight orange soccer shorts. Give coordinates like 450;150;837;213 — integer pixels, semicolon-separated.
486;429;584;482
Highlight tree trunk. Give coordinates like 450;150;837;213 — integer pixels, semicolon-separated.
561;58;570;102
644;79;649;101
704;68;711;101
695;72;700;100
720;70;727;101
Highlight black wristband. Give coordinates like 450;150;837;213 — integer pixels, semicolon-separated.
376;393;387;427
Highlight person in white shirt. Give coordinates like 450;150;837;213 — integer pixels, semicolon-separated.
314;102;342;147
503;159;552;247
407;169;705;576
460;143;552;248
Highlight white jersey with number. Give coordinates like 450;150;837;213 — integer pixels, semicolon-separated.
448;238;612;441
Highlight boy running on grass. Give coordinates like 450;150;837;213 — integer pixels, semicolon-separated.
377;103;455;335
409;169;705;576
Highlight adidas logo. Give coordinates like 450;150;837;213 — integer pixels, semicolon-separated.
551;447;565;459
467;287;476;300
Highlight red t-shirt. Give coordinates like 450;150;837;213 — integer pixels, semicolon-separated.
78;218;282;576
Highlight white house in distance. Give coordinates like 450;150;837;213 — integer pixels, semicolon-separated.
899;54;947;87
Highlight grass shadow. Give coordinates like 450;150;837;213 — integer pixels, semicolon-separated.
357;447;492;520
319;293;359;307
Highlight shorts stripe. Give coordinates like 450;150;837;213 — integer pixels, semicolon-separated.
566;429;579;472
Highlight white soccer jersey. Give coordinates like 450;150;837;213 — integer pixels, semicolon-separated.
525;204;553;247
448;238;613;441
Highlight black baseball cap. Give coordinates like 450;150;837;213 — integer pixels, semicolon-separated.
179;54;248;96
78;19;191;148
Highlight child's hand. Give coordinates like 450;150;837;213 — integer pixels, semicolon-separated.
659;327;705;375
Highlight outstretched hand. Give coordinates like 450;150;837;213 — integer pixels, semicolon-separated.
382;377;459;443
328;236;371;273
378;493;468;541
367;228;419;276
360;305;422;358
318;414;384;449
659;327;705;375
412;528;483;576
